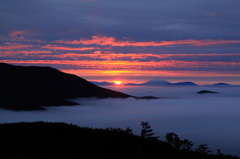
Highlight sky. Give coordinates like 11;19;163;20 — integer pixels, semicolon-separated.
0;0;240;84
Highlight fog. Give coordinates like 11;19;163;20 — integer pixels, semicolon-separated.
1;86;240;156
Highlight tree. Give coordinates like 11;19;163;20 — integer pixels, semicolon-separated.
217;149;224;156
181;139;194;151
140;121;159;139
165;132;194;151
165;132;182;149
195;144;212;154
140;121;159;154
125;127;133;134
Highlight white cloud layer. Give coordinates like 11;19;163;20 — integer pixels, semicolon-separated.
1;85;240;156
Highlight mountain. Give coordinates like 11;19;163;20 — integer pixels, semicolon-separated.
125;83;141;86
125;79;170;86
197;90;218;94
0;63;132;110
125;80;197;86
90;81;114;86
212;83;231;86
166;81;197;86
140;79;170;86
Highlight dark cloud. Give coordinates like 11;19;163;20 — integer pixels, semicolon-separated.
1;0;240;40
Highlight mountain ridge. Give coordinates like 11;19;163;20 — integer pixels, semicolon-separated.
91;79;234;86
90;81;114;86
212;83;231;86
126;79;198;86
0;63;133;110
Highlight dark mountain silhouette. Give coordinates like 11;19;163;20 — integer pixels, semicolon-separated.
124;80;197;86
136;96;160;99
90;81;114;86
213;83;231;86
197;90;218;94
0;63;132;110
124;82;140;86
139;79;170;86
125;79;170;86
166;81;197;86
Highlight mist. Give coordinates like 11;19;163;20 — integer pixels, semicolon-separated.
1;86;240;156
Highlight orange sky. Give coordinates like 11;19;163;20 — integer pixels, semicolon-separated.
1;33;240;85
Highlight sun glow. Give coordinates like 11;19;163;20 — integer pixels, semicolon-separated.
113;81;122;85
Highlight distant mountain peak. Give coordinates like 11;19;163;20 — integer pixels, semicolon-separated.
140;79;170;85
90;81;114;86
166;81;197;86
125;79;198;86
213;83;231;86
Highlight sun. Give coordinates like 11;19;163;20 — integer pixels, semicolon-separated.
113;81;122;85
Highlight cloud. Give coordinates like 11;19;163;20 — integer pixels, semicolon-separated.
41;45;102;51
13;51;240;63
7;30;35;42
54;36;240;47
9;31;29;37
0;43;33;50
2;59;239;74
1;0;240;42
0;86;240;155
0;50;52;55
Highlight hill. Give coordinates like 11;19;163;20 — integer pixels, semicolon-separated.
166;81;197;86
139;79;170;86
213;83;231;86
0;122;238;159
197;90;218;94
0;63;132;110
90;81;114;86
124;80;197;86
125;79;170;86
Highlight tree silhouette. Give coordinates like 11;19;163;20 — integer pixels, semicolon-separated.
181;139;194;151
140;121;159;139
165;132;194;151
217;149;224;156
125;127;133;134
195;144;212;154
165;132;182;149
140;121;159;154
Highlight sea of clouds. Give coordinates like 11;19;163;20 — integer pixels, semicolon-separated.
1;85;240;156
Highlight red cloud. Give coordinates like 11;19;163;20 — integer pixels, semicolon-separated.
8;30;45;43
42;45;102;51
9;31;29;37
1;60;239;72
0;43;33;50
10;52;240;62
0;50;52;55
53;36;240;47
